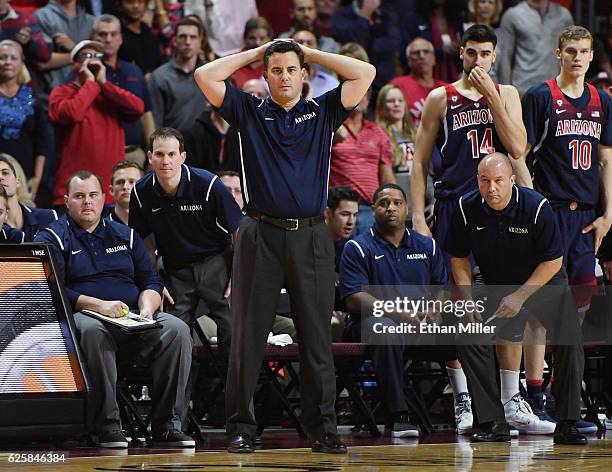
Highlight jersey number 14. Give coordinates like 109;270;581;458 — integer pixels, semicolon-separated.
569;139;592;170
467;128;495;159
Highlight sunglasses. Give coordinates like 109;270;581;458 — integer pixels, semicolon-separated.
76;52;104;60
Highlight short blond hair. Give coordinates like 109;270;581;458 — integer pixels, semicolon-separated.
558;25;593;50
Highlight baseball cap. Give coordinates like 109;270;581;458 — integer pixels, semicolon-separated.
592;71;611;86
70;40;104;62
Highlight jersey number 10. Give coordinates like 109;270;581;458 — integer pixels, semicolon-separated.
467;128;495;159
569;139;592;170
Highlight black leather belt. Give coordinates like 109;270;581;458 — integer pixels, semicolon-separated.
246;208;324;231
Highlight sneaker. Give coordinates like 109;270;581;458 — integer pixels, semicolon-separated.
554;421;587;445
575;419;598;434
95;430;128;448
152;429;195;447
527;393;557;424
504;393;556;435
385;413;419;438
455;393;474;435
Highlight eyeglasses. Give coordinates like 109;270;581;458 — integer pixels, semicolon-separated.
76;52;104;60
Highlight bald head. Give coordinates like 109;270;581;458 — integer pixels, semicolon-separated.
477;153;516;210
478;152;514;176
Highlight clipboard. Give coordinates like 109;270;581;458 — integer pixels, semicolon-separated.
81;310;161;333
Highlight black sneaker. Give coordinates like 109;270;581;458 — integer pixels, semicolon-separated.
385;413;419;438
152;429;196;447
95;430;128;448
471;421;511;443
553;421;588;445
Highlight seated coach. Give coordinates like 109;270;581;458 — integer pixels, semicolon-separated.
35;171;194;449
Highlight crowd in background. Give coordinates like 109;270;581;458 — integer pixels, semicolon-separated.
0;0;609;213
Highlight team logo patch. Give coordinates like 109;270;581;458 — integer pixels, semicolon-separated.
451;95;458;102
508;227;528;234
106;244;127;254
406;253;428;260
577;112;582;118
557;99;563;106
592;111;600;117
295;111;317;124
474;103;480;108
180;204;203;212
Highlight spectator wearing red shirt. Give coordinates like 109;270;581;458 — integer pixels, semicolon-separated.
330;89;395;235
232;16;272;89
49;40;144;207
391;37;446;127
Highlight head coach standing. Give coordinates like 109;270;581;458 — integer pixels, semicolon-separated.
195;39;376;453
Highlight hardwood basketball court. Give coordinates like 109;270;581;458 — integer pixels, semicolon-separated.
1;433;610;471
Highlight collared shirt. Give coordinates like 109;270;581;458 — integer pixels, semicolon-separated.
129;164;243;266
148;58;210;131
330;119;394;205
496;1;573;93
34;215;162;309
19;204;58;241
334;237;349;273
447;185;562;285
1;224;25;243
339;225;447;302
106;206;126;226
217;82;351;218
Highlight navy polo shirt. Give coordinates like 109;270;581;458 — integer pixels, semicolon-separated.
106;206;125;225
447;185;562;285
339;226;448;303
1;224;25;243
34;215;163;310
129;164;243;266
19;204;58;242
334;237;349;273
216;82;352;218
